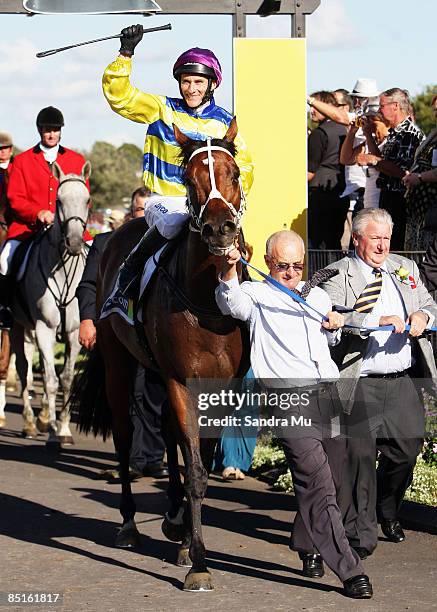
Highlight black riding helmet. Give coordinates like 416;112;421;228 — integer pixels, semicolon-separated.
36;106;64;128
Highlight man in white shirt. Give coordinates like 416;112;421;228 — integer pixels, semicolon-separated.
215;230;373;600
321;208;437;559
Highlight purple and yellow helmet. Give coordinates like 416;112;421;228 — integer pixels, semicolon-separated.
173;48;222;87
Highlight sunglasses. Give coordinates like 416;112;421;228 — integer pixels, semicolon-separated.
268;257;305;273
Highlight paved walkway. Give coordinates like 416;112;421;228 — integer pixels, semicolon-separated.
1;393;436;612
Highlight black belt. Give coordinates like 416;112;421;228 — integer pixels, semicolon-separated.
297;381;337;393
366;369;410;379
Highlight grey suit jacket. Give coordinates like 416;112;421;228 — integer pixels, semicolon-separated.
321;254;437;412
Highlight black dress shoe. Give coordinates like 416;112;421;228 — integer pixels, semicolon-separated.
343;574;373;599
381;519;405;543
299;553;325;578
352;546;372;560
142;462;169;479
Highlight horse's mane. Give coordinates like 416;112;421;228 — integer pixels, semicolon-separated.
178;137;237;167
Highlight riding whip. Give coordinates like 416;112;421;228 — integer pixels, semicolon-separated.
36;23;172;58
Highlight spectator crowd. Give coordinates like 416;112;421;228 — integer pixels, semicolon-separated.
307;79;437;253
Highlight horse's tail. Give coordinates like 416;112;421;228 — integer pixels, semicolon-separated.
68;344;112;440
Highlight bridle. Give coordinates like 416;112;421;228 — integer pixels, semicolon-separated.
186;138;246;233
56;176;89;243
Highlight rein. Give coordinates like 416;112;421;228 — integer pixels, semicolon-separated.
241;258;437;334
186;138;246;234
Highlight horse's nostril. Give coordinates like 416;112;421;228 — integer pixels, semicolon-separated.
202;224;214;238
220;221;237;235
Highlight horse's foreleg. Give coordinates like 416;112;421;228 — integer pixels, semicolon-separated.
100;323;139;548
0;330;11;427
57;329;81;444
168;380;212;592
161;405;186;542
12;325;37;438
34;321;59;448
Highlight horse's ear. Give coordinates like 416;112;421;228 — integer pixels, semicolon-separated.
82;161;91;181
173;123;189;146
224;117;238;143
52;162;64;182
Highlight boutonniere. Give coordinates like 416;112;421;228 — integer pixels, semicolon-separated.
394;266;416;288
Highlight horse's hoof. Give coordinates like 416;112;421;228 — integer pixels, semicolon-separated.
22;425;38;439
176;547;192;567
161;517;186;543
183;570;214;592
36;418;50;433
46;439;61;454
115;526;141;548
58;435;74;446
0;416;6;428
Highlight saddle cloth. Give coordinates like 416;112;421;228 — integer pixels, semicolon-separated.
100;245;166;326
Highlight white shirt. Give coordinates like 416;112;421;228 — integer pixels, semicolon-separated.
342;126;367;198
39;143;59;164
215;276;340;385
358;256;413;375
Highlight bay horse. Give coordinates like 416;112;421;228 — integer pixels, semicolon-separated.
76;118;249;591
12;161;90;444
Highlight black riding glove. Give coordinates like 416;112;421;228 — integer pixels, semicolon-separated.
119;24;143;57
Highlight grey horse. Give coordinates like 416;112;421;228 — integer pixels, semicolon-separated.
12;161;91;445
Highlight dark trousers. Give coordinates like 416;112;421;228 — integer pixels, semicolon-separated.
308;189;349;250
129;364;167;470
280;385;363;582
340;375;424;552
378;189;407;250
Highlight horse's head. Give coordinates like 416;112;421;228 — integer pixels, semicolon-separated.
52;161;91;256
174;117;245;256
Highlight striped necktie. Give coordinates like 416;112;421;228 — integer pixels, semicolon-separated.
354;268;383;313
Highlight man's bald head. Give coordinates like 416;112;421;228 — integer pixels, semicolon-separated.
266;230;305;257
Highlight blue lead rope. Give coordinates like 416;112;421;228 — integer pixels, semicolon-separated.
240;258;437;334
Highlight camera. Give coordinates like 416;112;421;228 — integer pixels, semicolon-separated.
354;100;379;128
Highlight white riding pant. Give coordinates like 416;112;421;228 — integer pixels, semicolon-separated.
144;195;190;239
0;239;20;276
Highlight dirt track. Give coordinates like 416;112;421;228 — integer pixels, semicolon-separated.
1;392;437;612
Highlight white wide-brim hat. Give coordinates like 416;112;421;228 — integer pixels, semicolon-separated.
351;78;380;98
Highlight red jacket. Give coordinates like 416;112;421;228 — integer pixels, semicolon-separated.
7;145;90;241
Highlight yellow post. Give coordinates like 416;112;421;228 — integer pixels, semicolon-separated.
233;38;307;271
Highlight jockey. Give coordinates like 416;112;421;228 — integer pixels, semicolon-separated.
0;106;90;329
102;24;254;296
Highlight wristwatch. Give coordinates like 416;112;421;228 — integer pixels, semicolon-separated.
417;173;423;183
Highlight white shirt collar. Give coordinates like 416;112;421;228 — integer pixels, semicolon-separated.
354;252;388;276
39;142;59;163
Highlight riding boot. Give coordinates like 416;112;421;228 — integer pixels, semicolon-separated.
118;225;167;299
0;274;14;330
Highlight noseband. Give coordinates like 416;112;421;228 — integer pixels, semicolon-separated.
56;176;89;238
186;138;246;233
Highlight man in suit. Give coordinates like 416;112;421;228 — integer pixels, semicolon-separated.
321;208;437;559
76;226;168;479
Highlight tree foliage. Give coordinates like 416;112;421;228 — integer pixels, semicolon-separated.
86;141;143;210
412;84;437;135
